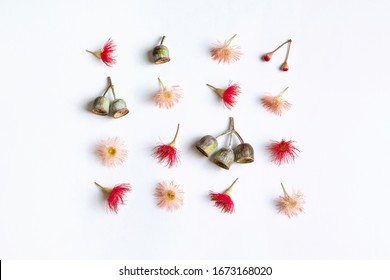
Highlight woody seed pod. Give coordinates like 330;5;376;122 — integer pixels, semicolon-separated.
153;36;170;64
195;135;218;157
92;96;110;116
234;143;254;163
111;99;129;119
213;147;235;170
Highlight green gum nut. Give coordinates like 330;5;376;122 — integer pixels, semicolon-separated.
92;96;110;116
234;143;255;163
195;135;218;157
212;148;235;170
110;99;129;119
153;45;170;64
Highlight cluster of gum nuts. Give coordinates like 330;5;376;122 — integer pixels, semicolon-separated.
195;117;254;170
91;76;129;119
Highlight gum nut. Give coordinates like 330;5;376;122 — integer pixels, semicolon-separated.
234;143;255;163
92;96;110;116
195;135;218;157
111;99;129;119
212;148;235;170
153;45;170;64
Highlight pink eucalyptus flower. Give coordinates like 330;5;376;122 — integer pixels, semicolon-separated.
276;183;304;218
96;136;127;167
153;78;182;109
211;34;242;63
261;87;291;116
154;180;184;211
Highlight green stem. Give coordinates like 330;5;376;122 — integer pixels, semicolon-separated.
86;49;100;58
95;182;113;194
107;77;116;99
170;123;180;146
160;36;166;45
226;34;238;47
158;77;165;89
95;182;111;193
102;84;111;97
279;86;289;98
94;182;105;189
280;182;289;197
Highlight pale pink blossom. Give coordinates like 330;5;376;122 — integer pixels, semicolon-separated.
96;136;127;167
276;183;305;218
211;34;242;64
153;78;181;109
154;180;184;211
261;87;291;116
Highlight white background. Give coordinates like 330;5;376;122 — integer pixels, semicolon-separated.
0;0;389;259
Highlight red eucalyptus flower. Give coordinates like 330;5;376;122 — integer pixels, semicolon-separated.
206;82;241;110
153;124;181;168
267;139;300;165
95;182;131;213
209;178;239;214
86;38;117;67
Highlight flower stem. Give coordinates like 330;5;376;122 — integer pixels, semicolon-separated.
207;84;225;98
284;40;292;62
228;117;234;131
228;117;245;143
215;117;244;143
102;84;111;97
170;123;180;146
216;131;230;139
279;86;289;98
95;182;110;193
95;182;104;189
86;49;100;58
271;39;292;54
233;130;244;144
227;128;233;148
160;36;166;45
280;182;290;197
107;76;116;99
226;34;238;47
224;177;239;196
206;83;217;90
158;77;165;89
